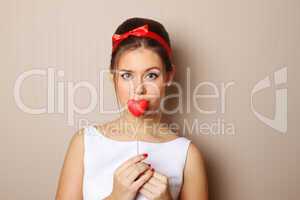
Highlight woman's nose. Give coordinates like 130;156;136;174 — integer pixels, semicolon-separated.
134;82;146;95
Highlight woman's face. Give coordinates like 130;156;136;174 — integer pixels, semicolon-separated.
113;47;174;113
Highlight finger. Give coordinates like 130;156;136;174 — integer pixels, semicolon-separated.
139;187;155;199
133;162;152;181
122;161;143;177
131;168;154;190
147;176;165;188
126;162;151;182
116;153;148;174
152;171;168;184
141;181;158;193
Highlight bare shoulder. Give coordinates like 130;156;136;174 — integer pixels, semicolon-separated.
73;128;85;141
187;142;204;162
184;142;207;175
55;128;85;200
180;141;208;199
59;127;85;170
67;128;85;150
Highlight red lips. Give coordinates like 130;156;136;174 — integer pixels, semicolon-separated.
127;99;149;117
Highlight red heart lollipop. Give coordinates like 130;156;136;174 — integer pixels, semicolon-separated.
127;99;149;117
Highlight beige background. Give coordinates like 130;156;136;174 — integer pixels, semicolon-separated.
1;0;299;199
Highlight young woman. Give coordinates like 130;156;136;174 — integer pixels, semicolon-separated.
56;17;208;200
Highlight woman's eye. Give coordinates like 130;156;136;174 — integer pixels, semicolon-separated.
120;73;132;80
145;72;159;80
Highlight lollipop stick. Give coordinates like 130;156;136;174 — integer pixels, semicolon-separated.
136;139;139;155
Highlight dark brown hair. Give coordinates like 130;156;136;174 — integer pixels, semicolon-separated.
110;17;173;76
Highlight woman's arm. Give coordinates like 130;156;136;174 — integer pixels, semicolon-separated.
180;142;208;200
55;129;84;200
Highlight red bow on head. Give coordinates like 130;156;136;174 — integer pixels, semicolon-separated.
112;24;172;58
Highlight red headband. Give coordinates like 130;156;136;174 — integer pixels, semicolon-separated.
112;24;172;58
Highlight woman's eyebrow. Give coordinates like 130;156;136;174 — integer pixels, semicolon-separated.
119;66;161;72
119;69;133;72
146;66;160;71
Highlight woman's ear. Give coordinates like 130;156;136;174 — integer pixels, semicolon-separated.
166;64;176;86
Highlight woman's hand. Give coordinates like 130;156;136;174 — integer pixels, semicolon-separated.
139;170;173;200
109;153;154;200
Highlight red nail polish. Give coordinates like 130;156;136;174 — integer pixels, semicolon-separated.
142;153;148;157
151;168;155;172
148;163;151;167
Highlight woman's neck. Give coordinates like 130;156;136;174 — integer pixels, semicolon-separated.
117;110;167;138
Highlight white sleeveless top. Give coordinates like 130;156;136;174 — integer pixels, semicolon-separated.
82;125;191;200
